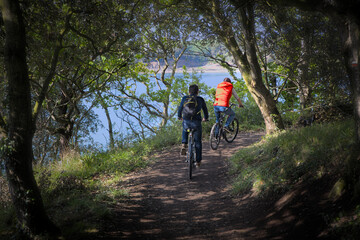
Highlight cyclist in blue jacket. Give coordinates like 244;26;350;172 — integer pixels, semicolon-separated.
178;84;209;167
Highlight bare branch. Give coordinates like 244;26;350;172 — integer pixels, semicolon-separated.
192;44;237;68
274;78;289;102
110;88;163;118
118;104;156;134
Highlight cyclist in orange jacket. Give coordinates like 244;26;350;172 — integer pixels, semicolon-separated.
214;78;243;132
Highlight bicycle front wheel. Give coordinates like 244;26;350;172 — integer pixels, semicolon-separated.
210;123;220;150
188;137;194;180
224;118;239;143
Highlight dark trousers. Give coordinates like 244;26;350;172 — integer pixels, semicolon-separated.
182;120;202;162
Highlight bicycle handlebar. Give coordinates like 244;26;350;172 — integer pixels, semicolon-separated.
229;102;245;109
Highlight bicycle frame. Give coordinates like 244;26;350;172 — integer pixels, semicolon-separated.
186;128;196;180
210;103;239;150
215;105;233;140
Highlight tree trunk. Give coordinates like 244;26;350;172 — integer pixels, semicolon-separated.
194;0;284;134
96;92;115;149
237;59;285;133
224;1;284;134
1;0;60;238
103;103;115;149
343;18;360;143
269;0;360;142
56;89;75;157
58;124;73;158
298;39;311;109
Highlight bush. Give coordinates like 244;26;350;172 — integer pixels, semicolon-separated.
235;100;265;130
230;118;356;195
142;122;183;150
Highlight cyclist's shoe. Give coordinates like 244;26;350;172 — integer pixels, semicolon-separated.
195;161;201;167
180;143;187;156
224;126;232;132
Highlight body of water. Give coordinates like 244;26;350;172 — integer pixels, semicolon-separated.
91;71;241;147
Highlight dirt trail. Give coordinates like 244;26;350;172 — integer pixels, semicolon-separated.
91;131;336;240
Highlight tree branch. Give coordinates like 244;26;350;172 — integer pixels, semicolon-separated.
118;104;156;134
111;88;163;118
32;13;71;126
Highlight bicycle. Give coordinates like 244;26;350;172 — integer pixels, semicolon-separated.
186;128;197;180
209;103;239;150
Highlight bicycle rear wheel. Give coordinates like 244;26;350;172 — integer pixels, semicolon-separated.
188;137;194;179
224;118;239;143
210;123;220;150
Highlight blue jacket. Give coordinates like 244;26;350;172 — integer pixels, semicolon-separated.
178;95;209;121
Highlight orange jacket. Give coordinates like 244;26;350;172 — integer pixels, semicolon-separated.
213;82;233;107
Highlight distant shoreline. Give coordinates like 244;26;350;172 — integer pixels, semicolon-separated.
182;63;230;73
148;62;234;74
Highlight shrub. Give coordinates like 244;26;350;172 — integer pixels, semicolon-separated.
230;118;356;196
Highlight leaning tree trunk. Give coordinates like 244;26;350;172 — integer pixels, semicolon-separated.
235;55;285;133
1;0;60;237
223;1;284;134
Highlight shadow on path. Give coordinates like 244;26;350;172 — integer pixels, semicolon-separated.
83;131;339;240
85;132;272;240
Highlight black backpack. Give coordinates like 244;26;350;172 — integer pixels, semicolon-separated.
182;96;198;119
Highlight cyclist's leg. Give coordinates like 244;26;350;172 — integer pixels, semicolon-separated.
181;121;189;155
214;106;220;136
214;106;226;134
194;122;202;163
182;120;190;144
214;106;222;123
224;108;235;127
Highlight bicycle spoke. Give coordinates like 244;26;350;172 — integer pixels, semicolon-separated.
210;123;220;150
224;118;239;143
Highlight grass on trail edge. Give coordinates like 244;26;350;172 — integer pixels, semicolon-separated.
2;119;359;239
229;118;360;239
0;124;184;239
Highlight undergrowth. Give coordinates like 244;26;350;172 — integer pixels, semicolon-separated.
230;119;355;195
0;123;183;239
230;118;360;238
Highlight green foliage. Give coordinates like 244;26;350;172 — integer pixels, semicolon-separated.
328;205;360;240
0;176;15;239
80;150;149;176
0;206;15;239
0;137;15;160
1;0;357;238
235;99;265;130
30;142;152;238
230;119;356;195
141;122;183;150
257;6;349;110
280;110;300;127
18;122;184;237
